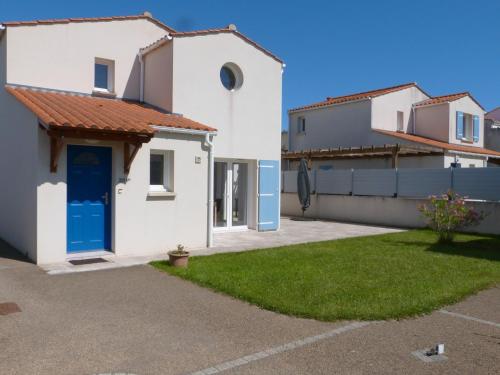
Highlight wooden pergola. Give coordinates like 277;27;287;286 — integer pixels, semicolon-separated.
282;144;444;168
45;126;152;174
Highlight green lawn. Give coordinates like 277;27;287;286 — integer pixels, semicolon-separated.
151;230;500;321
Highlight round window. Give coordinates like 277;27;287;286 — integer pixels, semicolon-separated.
220;63;243;91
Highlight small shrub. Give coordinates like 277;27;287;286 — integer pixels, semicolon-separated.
418;190;484;243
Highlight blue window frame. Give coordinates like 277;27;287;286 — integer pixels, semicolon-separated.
94;63;109;90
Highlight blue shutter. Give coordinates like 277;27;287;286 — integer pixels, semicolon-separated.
456;111;464;139
473;115;480;142
258;160;280;231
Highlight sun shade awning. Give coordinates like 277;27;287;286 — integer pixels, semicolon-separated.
5;85;216;135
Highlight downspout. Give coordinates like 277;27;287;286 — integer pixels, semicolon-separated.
138;52;145;103
204;133;215;247
412;104;416;134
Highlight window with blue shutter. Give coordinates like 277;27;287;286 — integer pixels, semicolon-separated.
456;111;464;139
473;115;480;142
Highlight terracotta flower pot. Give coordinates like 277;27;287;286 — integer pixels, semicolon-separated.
168;251;190;268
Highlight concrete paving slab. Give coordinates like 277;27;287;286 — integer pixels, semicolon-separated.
40;217;402;274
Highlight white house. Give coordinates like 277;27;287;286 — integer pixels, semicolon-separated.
485;107;500;166
0;13;283;264
285;83;500;169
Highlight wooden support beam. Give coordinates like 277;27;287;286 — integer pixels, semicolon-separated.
124;142;142;175
50;135;64;173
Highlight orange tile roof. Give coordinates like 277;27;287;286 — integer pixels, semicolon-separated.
415;92;469;107
169;28;283;63
373;129;500;157
6;86;216;136
289;83;422;113
1;14;175;33
486;106;500;122
415;92;485;111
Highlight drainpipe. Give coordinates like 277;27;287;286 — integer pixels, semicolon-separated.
138;52;145;103
412;104;416;134
204;133;215;247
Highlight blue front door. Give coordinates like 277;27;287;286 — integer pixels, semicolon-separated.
67;145;112;253
258;160;280;231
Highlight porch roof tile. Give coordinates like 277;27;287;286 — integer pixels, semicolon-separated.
6;86;216;135
374;129;500;157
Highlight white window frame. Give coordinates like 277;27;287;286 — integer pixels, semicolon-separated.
462;113;473;142
397;111;404;132
149;150;174;193
94;58;115;93
297;116;306;134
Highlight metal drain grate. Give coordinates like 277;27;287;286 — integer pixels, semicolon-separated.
0;302;21;315
69;258;108;266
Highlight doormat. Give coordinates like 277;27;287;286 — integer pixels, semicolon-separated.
0;302;21;315
69;258;108;266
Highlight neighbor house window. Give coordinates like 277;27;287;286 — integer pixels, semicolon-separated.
149;151;174;192
297;116;306;134
94;58;115;93
456;111;479;142
463;113;473;141
397;111;404;132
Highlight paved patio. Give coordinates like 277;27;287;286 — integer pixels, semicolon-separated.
40;217;401;274
200;217;402;255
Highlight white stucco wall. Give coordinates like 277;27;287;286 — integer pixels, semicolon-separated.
144;41;173;111
5;19;167;99
443;153;487;168
448;96;485;147
36;134;209;264
289;100;372;152
281;193;500;235
371;87;429;132
414;103;450;142
170;33;282;161
0;81;39;261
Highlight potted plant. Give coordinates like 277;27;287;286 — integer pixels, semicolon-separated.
168;244;190;267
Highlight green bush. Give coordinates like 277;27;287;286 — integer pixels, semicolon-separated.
418;190;484;243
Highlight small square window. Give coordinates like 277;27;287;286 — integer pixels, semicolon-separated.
94;64;108;90
397;111;404;132
149;151;174;192
94;58;115;93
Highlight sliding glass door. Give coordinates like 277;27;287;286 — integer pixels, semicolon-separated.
214;161;248;230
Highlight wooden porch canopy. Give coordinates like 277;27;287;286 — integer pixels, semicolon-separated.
282;144;444;168
6;85;216;174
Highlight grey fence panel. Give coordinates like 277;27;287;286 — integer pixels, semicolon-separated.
316;169;353;195
453;168;500;201
282;170;316;193
282;170;298;193
398;168;452;198
352;169;397;197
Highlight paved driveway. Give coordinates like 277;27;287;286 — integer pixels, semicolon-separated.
1;240;499;375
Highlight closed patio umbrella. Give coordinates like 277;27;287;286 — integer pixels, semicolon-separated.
297;158;311;216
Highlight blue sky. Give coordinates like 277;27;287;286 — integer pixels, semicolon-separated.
2;0;499;130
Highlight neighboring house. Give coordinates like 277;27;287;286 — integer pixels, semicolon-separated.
281;131;289;151
0;13;283;264
285;83;500;170
485;107;500;165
